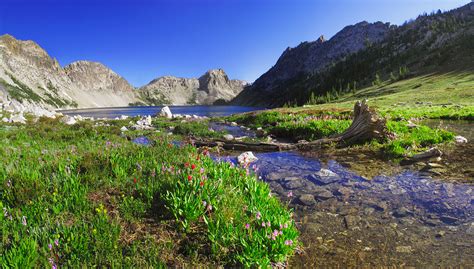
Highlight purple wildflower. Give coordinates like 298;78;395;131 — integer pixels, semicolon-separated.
48;243;53;251
245;223;250;229
256;211;261;220
285;240;293;246
54;239;59;246
261;222;266;227
287;191;293;198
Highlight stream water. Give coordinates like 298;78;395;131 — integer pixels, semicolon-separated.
131;118;473;267
212;120;474;267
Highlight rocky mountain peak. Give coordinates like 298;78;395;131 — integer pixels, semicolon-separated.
317;35;326;43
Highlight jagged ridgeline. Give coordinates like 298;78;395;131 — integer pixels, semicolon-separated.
232;2;474;107
0;35;245;109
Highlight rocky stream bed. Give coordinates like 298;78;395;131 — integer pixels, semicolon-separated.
210;121;474;267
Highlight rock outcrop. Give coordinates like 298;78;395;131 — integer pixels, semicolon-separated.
139;69;246;105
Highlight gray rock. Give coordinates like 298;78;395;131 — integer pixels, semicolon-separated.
298;194;316;206
315;190;334;200
120;126;128;132
454;135;468;143
308;169;340;185
223;134;234;141
393;207;413;218
159;106;173;118
60;115;77;125
396;246;413;253
466;222;474;235
344;215;361;229
10;114;26;124
237;151;258;165
282;179;305;190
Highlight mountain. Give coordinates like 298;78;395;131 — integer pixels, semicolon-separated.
64;61;138;107
138;69;246;105
232;2;474;107
0;34;245;109
0;34;140;108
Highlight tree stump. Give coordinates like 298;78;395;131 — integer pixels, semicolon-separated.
300;100;392;149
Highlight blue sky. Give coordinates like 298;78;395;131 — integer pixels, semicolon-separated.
0;0;469;86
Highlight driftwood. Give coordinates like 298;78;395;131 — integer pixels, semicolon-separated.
193;140;296;152
194;100;392;152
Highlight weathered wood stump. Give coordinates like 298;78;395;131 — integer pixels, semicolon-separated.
300;100;392;149
193;100;392;152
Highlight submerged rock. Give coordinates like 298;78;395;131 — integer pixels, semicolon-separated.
298;194;316;206
308;169;340;185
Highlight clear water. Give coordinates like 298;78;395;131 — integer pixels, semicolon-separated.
59;105;263;119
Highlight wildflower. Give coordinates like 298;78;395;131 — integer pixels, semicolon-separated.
54;239;59;246
279;230;283;235
273;230;279;237
199;168;205;174
284;240;293;246
202;201;207;207
184;162;189;168
271;234;276;240
206;204;212;211
256;211;261;220
187;175;192;181
151;169;156;177
199;181;204;187
133;178;138;184
266;221;271;227
284;223;288;229
191;164;196;170
48;243;53;251
287;191;293;198
245;223;250;229
6;180;11;187
262;222;266;227
22;216;27;226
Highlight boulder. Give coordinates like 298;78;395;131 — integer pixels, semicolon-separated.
223;134;234;141
136;115;152;126
10;114;26;124
308;168;340;185
454;135;468;144
60;115;77;125
159;106;173;119
238;151;258;166
298;194;316;206
120;126;128;132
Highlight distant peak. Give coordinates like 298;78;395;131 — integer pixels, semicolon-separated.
317;35;326;43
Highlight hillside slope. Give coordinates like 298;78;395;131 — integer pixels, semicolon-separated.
232;2;474;108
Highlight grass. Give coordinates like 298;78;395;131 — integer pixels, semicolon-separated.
225;109;455;158
0;117;299;267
